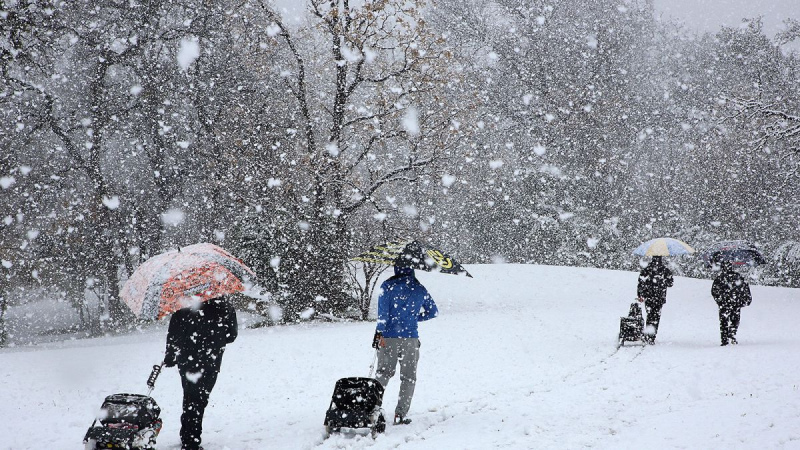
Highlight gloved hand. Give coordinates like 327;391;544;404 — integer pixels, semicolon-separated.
637;297;644;303
372;331;384;349
163;353;176;368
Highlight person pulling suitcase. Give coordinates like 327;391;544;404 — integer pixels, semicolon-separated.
371;265;438;425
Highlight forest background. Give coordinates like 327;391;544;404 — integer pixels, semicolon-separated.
1;0;799;342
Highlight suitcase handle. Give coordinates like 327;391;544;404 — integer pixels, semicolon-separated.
368;349;378;378
146;362;164;395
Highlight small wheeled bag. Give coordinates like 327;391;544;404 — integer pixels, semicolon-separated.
83;364;164;450
617;302;645;348
324;376;386;438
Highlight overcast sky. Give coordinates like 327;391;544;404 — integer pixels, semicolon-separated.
653;0;799;37
271;0;799;44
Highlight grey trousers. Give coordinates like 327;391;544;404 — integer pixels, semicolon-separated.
375;337;420;417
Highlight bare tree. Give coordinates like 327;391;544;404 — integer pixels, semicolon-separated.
345;261;389;320
724;96;800;156
246;0;461;319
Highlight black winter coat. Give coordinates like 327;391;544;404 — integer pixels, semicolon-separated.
637;262;674;303
712;269;752;308
164;297;238;370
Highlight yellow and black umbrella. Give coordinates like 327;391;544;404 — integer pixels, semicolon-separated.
352;239;472;277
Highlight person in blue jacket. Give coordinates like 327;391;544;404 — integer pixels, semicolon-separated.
372;265;438;425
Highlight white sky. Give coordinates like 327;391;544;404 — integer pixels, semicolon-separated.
653;0;799;37
271;0;800;46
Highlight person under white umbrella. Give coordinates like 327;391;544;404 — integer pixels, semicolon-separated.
632;238;694;344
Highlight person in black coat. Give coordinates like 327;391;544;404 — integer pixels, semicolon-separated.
711;260;752;346
637;256;674;344
164;297;237;450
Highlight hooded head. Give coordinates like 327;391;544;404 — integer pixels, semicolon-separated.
710;253;732;271
394;265;415;277
650;256;664;266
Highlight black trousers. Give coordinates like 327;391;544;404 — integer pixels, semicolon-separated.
644;301;664;341
179;355;223;450
718;305;742;344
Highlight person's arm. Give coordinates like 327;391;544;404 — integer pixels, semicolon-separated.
637;271;648;298
665;268;674;288
743;282;752;306
375;285;388;333
224;302;238;344
417;290;438;322
711;278;722;301
738;276;752;306
164;312;181;367
372;285;388;348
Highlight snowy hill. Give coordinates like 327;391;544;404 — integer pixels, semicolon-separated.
2;264;799;449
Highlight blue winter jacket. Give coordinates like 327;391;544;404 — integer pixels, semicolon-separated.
376;266;438;338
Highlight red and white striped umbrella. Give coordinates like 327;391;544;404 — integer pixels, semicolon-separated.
120;243;255;320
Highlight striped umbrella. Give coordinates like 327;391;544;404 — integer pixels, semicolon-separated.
352;239;472;277
632;238;695;257
120;243;255;320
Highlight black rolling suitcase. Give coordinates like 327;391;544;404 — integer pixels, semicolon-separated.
617;302;645;348
83;364;164;450
323;351;386;438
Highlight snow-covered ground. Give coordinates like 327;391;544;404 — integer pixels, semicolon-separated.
2;264;799;449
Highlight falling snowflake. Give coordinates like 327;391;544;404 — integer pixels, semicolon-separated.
325;143;339;157
266;23;281;37
177;37;200;71
0;176;15;189
102;196;120;210
160;208;185;226
299;307;315;319
402;204;418;218
402;107;420;136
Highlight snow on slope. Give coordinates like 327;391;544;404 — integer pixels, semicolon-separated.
1;264;799;450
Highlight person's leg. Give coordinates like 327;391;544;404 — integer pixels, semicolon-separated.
180;368;203;449
376;338;400;388
395;338;420;419
644;302;662;343
718;306;730;345
179;361;221;449
729;307;742;343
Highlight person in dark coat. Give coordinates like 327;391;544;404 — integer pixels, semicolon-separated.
164;297;237;450
637;256;674;344
372;265;438;425
711;260;752;346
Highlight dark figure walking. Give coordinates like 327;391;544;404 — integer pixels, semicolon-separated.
372;265;438;425
637;256;674;344
711;260;752;346
164;297;237;450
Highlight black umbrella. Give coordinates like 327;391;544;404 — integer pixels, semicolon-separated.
352;240;472;277
700;240;767;267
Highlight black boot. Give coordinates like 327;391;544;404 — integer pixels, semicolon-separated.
394;414;412;425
